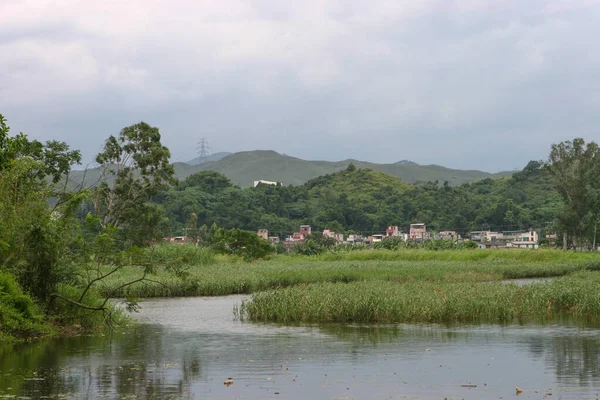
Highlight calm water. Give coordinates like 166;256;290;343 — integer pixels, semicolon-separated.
2;295;600;399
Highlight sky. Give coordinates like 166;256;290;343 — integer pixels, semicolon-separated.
1;0;599;172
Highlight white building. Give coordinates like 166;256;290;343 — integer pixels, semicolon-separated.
253;180;279;187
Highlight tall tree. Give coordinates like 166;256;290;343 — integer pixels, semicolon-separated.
546;138;599;249
0;114;82;303
94;122;175;245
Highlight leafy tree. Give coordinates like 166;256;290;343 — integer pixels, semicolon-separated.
207;226;273;261
93;122;175;245
546;138;600;249
0;115;81;184
179;171;233;194
0;115;82;304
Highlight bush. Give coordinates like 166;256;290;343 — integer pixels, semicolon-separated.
0;271;50;342
208;227;273;261
49;284;129;330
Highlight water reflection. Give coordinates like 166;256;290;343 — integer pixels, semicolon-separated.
1;295;600;399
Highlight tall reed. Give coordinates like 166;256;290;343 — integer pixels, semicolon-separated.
237;271;600;324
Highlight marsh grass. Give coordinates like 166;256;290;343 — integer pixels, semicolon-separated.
98;249;600;298
312;249;600;263
237;271;600;324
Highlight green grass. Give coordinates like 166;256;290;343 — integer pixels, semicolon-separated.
98;249;600;298
236;271;600;324
143;244;216;266
312;248;600;263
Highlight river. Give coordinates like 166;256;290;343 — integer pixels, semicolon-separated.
1;295;600;399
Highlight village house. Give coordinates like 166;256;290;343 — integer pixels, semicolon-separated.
300;225;312;236
369;234;385;243
285;225;312;245
409;223;429;240
503;230;538;243
435;231;461;240
346;234;364;244
471;229;539;249
323;229;344;243
168;236;186;244
386;226;408;241
257;229;281;244
291;232;305;241
268;236;280;244
253;180;279;187
386;225;400;237
470;231;503;242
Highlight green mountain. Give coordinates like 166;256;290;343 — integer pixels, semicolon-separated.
186;152;232;165
177;150;511;187
68;150;512;189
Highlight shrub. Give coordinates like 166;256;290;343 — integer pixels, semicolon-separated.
0;271;49;342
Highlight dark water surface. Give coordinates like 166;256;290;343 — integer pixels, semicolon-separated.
2;295;600;399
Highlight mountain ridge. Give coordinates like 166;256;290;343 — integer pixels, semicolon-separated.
178;150;512;187
68;150;513;189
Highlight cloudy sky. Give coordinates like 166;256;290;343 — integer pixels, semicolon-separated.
1;0;599;171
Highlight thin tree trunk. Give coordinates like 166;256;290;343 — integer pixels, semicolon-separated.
594;220;598;251
563;232;567;251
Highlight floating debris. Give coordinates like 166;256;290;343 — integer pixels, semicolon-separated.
516;386;524;395
224;378;234;387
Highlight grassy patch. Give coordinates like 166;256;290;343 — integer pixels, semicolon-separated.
98;249;600;298
312;248;600;263
236;271;600;324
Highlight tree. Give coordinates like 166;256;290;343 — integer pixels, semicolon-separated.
207;226;273;261
179;171;233;194
93;122;175;244
546;138;600;249
0;114;82;304
0;114;81;186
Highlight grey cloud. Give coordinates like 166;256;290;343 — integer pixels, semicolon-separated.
1;0;599;172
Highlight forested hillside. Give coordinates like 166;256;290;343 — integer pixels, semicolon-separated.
157;161;561;237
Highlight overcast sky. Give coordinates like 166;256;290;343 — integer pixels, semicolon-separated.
1;0;599;172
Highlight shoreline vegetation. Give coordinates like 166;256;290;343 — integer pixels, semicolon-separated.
96;246;600;326
5;246;598;343
100;247;600;298
236;272;600;325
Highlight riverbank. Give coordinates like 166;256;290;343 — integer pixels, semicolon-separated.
3;249;599;343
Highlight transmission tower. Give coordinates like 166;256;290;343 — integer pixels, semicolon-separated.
196;138;210;164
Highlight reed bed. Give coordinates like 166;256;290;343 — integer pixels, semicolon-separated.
98;251;600;298
312;249;600;263
236;271;600;324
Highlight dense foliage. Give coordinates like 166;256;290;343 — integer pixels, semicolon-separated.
158;162;564;240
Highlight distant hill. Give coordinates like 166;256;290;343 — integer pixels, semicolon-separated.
303;167;412;199
68;150;512;189
175;150;511;187
186;152;232;166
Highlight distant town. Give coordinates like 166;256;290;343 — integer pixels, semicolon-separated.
253;223;543;250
